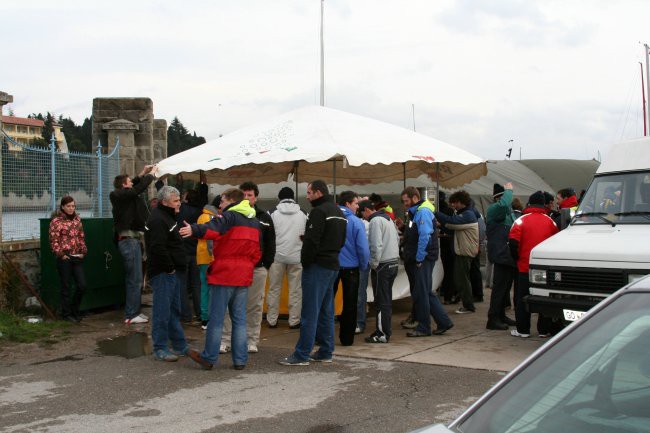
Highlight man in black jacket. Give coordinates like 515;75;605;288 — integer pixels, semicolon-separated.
145;186;189;362
280;180;347;365
110;165;157;325
221;181;276;354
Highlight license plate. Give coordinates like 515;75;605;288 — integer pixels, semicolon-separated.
563;309;587;322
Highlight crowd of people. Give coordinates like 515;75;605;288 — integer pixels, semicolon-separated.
48;167;580;369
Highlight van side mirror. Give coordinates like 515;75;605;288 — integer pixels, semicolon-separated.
560;208;572;229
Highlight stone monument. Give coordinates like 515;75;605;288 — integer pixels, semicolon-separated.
92;98;167;177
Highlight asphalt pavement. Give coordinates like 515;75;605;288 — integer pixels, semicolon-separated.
0;288;548;433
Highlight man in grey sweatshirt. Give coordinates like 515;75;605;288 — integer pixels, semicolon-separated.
359;200;400;343
268;187;307;328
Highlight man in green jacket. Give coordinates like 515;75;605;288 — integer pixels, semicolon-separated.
485;182;517;330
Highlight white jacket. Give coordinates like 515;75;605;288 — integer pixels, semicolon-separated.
271;199;307;264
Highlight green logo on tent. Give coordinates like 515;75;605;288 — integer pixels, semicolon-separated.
208;157;221;162
283;146;297;152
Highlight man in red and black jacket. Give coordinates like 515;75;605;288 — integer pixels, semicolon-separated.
508;191;559;338
180;188;261;371
218;181;276;354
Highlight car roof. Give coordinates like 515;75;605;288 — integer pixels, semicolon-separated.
622;274;650;292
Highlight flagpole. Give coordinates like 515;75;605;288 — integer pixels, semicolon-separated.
320;0;325;107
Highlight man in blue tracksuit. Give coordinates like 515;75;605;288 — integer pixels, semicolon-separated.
334;191;370;346
401;187;453;337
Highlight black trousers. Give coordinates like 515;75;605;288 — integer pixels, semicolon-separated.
56;257;87;318
470;253;483;299
487;263;516;321
439;238;456;302
405;261;417;317
370;261;398;339
333;268;360;346
515;272;551;335
180;256;200;320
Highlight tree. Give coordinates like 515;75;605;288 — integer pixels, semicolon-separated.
167;117;206;157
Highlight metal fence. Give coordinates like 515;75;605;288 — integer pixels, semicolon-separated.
1;131;120;241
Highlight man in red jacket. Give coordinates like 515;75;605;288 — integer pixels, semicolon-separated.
179;188;261;370
508;191;559;338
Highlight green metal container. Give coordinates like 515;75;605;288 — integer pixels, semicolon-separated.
40;217;125;313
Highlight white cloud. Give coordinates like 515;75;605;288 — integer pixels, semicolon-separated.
2;0;650;161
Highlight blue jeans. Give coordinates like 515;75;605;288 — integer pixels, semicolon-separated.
202;285;248;366
150;273;188;353
357;267;370;331
293;264;338;361
408;260;453;334
118;238;143;319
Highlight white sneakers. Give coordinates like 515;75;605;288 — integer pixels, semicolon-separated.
124;314;148;325
247;344;259;353
219;344;230;354
510;330;530;338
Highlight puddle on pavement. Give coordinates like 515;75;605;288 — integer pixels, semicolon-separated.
97;332;152;359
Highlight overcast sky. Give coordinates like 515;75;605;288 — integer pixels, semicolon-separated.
2;0;649;161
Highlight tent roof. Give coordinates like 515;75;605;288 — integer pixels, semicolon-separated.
157;105;486;188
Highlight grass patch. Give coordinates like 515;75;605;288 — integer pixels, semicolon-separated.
0;311;72;344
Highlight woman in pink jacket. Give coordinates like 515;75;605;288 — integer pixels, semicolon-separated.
49;196;88;323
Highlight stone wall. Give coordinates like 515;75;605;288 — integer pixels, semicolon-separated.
92;98;167;177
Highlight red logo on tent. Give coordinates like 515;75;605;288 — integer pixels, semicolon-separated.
413;155;435;162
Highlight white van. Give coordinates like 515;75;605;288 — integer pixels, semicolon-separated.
526;137;650;321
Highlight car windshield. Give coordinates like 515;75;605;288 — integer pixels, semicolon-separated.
455;292;650;433
573;171;650;225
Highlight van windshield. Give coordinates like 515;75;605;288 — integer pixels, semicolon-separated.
573;171;650;225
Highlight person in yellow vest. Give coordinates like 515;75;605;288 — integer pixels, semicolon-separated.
196;199;221;330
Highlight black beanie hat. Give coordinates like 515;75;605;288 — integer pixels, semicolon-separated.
493;183;505;197
528;191;546;206
278;187;294;200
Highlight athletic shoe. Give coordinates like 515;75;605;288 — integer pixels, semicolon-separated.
219;344;230;354
278;354;310;366
510;330;530;338
354;326;363;334
153;350;178;362
401;318;418;329
268;322;278;329
247;344;258;353
433;324;454;335
124;314;148;325
364;333;388;343
289;323;301;329
455;307;475;314
201;320;208;330
309;352;333;363
171;347;189;357
406;330;432;337
234;365;245;370
538;333;552;338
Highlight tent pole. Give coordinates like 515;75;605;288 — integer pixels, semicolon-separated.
332;159;336;200
294;161;299;199
435;162;440;208
402;162;406;191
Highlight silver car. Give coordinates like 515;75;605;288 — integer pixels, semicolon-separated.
413;275;650;433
